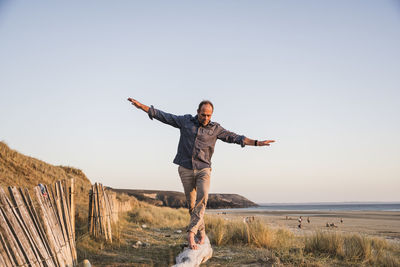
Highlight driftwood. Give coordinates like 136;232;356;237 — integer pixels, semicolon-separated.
57;181;77;265
9;186;55;267
70;178;75;238
35;186;68;267
0;220;18;267
0;187;40;266
23;188;56;266
102;185;112;242
0;179;75;266
88;183;113;242
173;236;213;267
48;183;72;265
0;178;82;267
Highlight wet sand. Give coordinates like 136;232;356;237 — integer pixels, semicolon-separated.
207;209;400;242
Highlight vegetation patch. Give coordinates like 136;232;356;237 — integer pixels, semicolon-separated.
305;231;400;266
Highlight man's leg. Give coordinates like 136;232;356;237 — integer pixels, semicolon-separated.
191;168;211;245
178;166;198;249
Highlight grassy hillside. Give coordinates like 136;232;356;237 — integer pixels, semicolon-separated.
0;141;92;214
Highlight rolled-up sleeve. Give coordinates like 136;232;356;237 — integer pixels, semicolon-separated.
148;105;156;120
147;106;185;129
217;126;246;147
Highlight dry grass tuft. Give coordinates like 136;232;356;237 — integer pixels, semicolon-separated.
305;231;400;265
205;216;297;251
305;231;344;257
128;201;189;228
343;234;372;261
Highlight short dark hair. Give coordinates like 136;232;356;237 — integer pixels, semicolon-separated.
198;100;214;112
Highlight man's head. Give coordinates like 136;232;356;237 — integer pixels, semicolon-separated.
197;100;214;126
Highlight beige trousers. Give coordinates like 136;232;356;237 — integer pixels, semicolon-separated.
178;166;211;235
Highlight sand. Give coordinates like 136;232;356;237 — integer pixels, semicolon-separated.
206;209;400;242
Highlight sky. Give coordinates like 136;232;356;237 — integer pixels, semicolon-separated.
1;1;399;203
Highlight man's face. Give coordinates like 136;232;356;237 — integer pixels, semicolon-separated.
197;104;213;126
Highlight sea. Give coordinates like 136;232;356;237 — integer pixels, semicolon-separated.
234;202;400;212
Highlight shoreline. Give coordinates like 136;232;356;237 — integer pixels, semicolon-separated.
207;209;400;242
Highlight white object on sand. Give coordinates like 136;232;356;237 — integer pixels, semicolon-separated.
78;259;91;267
173;236;213;267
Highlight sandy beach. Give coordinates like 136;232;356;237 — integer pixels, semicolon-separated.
207;209;400;242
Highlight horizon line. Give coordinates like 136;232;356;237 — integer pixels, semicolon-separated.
257;201;400;205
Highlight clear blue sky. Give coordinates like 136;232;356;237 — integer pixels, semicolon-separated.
1;1;399;203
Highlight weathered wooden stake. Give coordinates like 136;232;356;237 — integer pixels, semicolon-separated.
70;178;75;239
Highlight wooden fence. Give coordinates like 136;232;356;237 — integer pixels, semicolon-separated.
0;179;77;267
88;183;113;242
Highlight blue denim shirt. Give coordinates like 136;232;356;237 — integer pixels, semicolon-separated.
148;106;246;170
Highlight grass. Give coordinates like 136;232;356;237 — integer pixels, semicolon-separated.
0;141;92;215
305;231;400;266
205;215;297;250
76;200;400;266
128;201;189;228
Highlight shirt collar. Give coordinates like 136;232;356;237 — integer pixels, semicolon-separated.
192;115;214;127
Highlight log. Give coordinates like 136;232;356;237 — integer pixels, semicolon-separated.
173;236;213;267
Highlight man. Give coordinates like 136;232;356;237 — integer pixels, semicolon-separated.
128;98;275;249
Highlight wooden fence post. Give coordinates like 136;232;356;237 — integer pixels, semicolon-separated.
70;178;75;239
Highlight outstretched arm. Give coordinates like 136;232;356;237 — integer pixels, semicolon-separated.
127;97;185;128
243;137;275;147
128;98;149;113
217;126;275;147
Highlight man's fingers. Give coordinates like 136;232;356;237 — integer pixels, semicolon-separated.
260;140;275;146
127;98;141;107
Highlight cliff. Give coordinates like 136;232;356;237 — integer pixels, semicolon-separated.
110;188;258;209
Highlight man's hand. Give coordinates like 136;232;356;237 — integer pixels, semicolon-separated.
127;98;141;108
127;98;150;113
258;140;275;146
243;137;276;147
